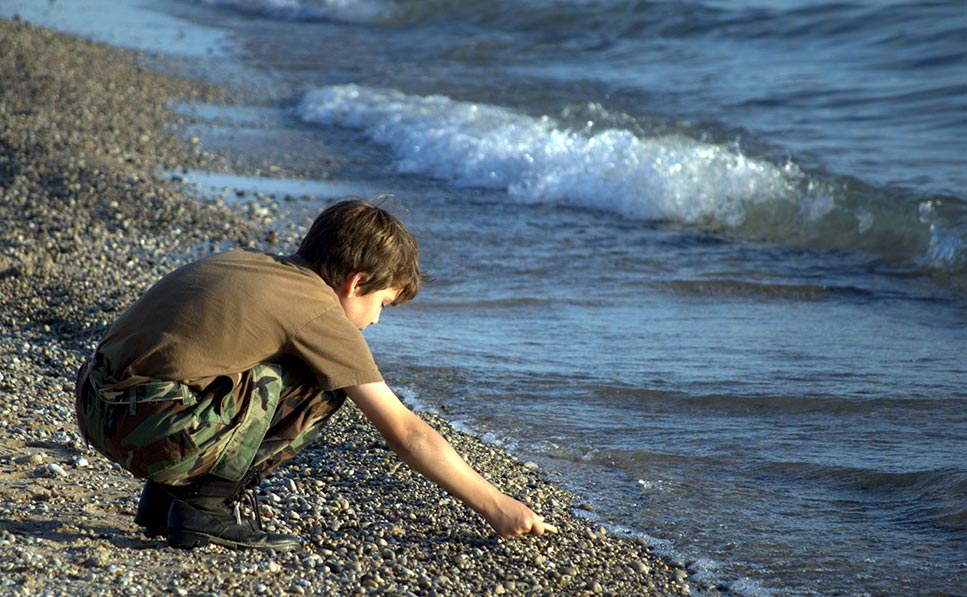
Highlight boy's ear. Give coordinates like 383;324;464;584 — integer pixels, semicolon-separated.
339;272;369;297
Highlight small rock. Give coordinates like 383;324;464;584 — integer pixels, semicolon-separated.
34;463;67;478
84;548;109;568
15;453;44;466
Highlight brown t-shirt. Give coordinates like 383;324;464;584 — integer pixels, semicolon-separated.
96;249;382;392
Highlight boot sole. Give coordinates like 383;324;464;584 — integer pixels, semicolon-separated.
139;526;167;538
167;529;301;552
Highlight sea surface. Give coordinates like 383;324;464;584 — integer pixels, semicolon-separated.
4;0;966;595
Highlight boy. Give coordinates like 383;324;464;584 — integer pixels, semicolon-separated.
74;199;549;551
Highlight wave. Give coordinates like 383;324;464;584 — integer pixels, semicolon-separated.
589;386;959;417
199;0;400;23
554;443;967;534
752;462;967;532
548;443;967;515
658;279;840;301
199;0;967;50
298;84;967;274
404;297;548;310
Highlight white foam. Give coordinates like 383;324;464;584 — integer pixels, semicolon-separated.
201;0;398;23
297;84;967;272
920;199;967;269
298;84;804;230
393;385;431;413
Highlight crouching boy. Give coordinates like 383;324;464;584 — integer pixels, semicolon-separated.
74;199;549;551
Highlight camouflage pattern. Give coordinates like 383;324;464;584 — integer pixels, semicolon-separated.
75;359;345;485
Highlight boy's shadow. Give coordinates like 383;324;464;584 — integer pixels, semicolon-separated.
0;516;161;551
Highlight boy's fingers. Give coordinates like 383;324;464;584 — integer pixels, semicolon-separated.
541;523;559;535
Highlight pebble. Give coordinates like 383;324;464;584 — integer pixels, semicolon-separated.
37;463;68;478
15;453;44;466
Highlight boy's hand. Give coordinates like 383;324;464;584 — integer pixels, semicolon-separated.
484;493;555;538
347;382;560;539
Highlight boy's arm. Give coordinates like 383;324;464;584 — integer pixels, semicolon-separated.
345;381;549;538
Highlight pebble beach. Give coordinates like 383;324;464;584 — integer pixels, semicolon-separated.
0;18;690;597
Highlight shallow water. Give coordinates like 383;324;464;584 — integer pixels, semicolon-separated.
5;0;966;594
364;188;967;596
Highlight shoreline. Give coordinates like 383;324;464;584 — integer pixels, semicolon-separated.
0;19;689;596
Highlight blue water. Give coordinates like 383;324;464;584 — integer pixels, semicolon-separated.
6;0;966;594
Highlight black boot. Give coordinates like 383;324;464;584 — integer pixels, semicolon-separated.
134;480;174;537
166;473;302;552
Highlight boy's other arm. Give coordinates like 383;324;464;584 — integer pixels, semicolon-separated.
346;381;549;538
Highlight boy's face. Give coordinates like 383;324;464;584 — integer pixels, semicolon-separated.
338;274;401;330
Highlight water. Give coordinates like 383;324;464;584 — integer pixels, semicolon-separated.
5;0;966;594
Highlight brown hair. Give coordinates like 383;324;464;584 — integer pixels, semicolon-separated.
297;199;423;304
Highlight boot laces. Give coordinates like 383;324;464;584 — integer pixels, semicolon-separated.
232;487;264;529
229;469;264;529
248;487;264;530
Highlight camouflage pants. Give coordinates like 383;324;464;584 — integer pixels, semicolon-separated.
75;359;345;485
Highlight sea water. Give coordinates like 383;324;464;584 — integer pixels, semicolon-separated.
5;0;965;594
